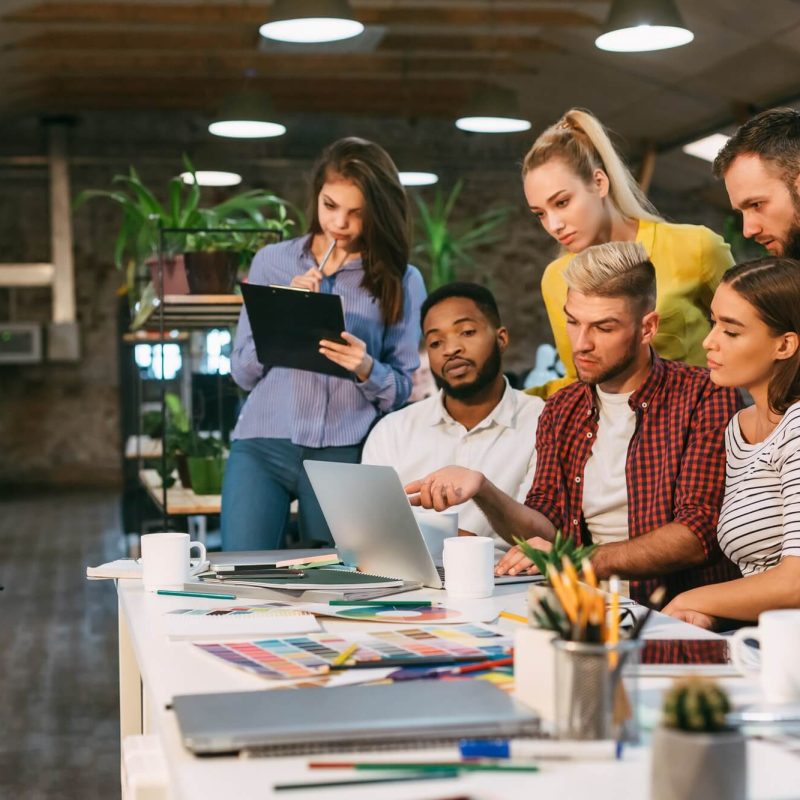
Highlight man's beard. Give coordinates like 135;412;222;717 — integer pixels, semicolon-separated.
434;342;503;401
780;187;800;259
574;333;640;387
782;222;800;259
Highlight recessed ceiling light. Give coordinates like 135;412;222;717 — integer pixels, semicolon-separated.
180;171;243;187
596;0;694;52
682;133;730;163
398;171;439;187
260;0;364;44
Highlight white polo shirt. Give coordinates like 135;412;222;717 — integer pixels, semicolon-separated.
361;380;544;550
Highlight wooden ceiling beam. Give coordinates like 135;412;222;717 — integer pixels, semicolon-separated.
5;2;598;29
8;28;560;55
6;50;530;77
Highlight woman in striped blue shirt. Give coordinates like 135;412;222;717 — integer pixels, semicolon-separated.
222;138;426;551
664;257;800;628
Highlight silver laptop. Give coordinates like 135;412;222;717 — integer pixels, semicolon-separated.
304;460;540;589
173;680;539;755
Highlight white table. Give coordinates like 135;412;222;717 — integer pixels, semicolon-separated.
116;575;800;799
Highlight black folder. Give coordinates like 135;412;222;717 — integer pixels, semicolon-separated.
240;282;350;378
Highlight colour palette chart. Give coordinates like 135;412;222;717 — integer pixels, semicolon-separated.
194;624;511;682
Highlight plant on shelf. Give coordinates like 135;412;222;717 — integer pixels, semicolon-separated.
412;180;510;290
161;392;227;495
651;678;745;800
74;156;300;319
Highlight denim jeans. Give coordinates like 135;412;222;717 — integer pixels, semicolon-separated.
220;437;361;551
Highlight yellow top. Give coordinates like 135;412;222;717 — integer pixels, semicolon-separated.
528;219;734;398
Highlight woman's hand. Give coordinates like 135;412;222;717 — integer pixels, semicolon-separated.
319;331;373;381
494;536;551;576
290;267;322;293
662;595;717;630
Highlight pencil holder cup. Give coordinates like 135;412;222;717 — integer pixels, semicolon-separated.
552;638;642;742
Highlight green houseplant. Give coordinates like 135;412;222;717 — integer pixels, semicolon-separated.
412;180;510;290
74;157;298;311
651;678;745;800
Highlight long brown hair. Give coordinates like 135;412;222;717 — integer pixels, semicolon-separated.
723;257;800;414
308;137;409;325
522;108;662;224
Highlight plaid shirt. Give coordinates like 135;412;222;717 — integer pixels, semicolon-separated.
525;353;742;606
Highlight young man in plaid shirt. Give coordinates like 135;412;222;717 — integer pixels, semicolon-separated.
406;241;742;606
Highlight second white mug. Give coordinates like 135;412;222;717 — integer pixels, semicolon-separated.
442;535;494;599
730;609;800;703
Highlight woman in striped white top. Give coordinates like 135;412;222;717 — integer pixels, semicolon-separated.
664;257;800;628
221;138;425;551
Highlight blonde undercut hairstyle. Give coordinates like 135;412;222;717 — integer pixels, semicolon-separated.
522;108;663;224
564;241;657;317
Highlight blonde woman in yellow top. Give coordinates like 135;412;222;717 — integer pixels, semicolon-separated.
523;109;734;398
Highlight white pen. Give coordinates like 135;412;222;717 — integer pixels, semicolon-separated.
317;238;337;273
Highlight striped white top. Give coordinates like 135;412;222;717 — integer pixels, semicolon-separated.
231;235;426;448
718;401;800;576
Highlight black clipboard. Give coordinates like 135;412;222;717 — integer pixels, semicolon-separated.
240;282;350;379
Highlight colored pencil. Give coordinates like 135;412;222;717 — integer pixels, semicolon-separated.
157;589;236;600
328;600;432;607
274;770;459;791
331;654;489;670
331;643;359;667
499;610;528;624
308;761;539;773
444;657;514;675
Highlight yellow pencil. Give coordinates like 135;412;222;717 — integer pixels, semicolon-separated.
581;557;598;589
607;575;620;667
499;610;528;624
548;564;577;623
332;643;359;667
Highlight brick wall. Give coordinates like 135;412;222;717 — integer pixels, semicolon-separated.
0;111;727;486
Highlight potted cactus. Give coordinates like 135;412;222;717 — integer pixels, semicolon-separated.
651;678;746;800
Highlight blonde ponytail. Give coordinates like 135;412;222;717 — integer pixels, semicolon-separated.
522;108;662;224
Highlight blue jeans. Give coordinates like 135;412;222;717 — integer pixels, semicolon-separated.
221;437;361;551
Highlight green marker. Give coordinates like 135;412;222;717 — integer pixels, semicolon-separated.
157;589;236;600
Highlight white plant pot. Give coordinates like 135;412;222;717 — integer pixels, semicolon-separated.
651;726;746;800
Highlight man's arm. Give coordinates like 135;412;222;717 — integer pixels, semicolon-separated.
404;467;555;546
591;522;706;579
593;379;738;580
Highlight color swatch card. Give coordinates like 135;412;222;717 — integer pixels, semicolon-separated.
300;602;498;625
164;603;320;640
194;624;511;682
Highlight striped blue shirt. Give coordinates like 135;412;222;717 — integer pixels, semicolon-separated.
231;235;426;448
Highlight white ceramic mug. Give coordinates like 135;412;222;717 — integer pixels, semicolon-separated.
140;532;207;592
730;609;800;703
413;509;458;561
442;535;494;599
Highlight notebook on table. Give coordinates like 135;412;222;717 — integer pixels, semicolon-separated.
172;680;540;756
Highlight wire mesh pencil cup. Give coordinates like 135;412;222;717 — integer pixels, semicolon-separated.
552;638;642;741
